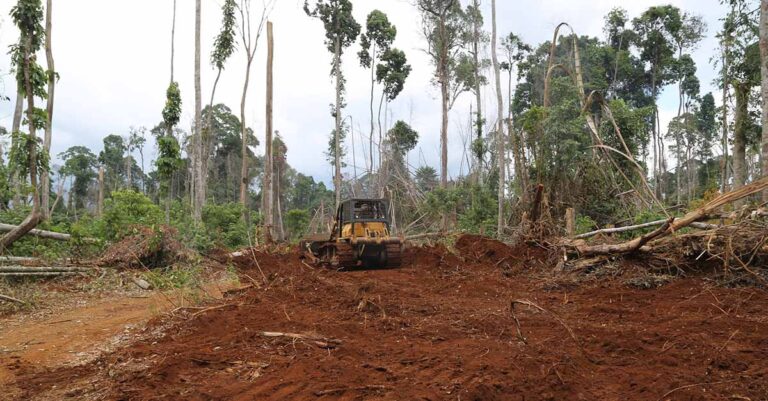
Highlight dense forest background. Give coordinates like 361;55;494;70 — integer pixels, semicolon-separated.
0;0;766;255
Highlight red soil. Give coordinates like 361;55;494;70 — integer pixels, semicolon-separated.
8;235;768;400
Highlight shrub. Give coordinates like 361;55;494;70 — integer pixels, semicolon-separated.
285;209;310;241
102;190;163;240
202;202;248;249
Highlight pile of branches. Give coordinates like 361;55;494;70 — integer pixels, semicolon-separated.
560;177;768;277
99;226;196;269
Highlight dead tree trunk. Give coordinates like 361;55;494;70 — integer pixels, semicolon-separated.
263;21;274;242
491;0;505;237
193;0;204;224
97;166;104;217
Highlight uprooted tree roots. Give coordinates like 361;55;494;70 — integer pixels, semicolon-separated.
98;226;196;269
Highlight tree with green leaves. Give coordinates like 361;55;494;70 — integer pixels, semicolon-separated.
418;0;467;188
304;0;361;207
99;134;126;193
633;5;683;197
721;0;760;194
462;0;488;168
500;33;531;203
358;10;396;173
200;0;238;220
2;0;48;250
59;146;97;210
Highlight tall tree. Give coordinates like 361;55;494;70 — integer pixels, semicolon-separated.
203;0;237;212
159;0;182;222
463;0;488;170
40;0;55;218
500;33;531;203
418;0;467;187
264;21;275;242
760;0;768;201
2;0;47;250
238;0;272;215
304;0;361;207
59;146;97;210
193;0;203;223
358;10;396;174
633;5;682;198
490;0;504;236
722;0;760;194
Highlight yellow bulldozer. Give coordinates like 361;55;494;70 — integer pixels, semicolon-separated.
300;198;402;269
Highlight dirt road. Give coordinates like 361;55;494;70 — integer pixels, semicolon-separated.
6;235;768;400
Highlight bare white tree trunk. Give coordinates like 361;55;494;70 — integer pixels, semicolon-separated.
263;21;274;242
193;0;203;223
491;0;505;236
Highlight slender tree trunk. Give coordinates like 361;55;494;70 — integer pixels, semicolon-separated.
760;0;768;201
240;56;254;212
263;21;274;242
193;0;203;223
125;154;132;188
439;16;449;188
1;36;42;250
369;43;376;175
334;35;342;207
491;0;505;237
10;87;23;208
97;166;104;217
676;81;683;204
721;46;730;194
41;0;55;219
471;0;482;183
733;83;749;195
651;64;660;199
507;69;527;204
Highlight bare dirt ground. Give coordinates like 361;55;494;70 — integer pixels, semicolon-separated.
5;235;768;400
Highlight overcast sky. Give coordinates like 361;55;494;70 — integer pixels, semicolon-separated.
0;0;729;187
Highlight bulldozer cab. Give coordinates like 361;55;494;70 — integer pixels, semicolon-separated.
335;199;390;240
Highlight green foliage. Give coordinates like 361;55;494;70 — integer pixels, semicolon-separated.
303;0;361;55
155;135;182;196
285;209;310;241
10;0;46;100
386;121;418;155
358;10;396;68
60;146;98;209
201;202;249;249
102;190;163;240
325;125;347;168
142;265;202;290
575;215;598;235
421;184;498;235
211;0;238;70
162;81;182;129
376;48;411;101
7;130;49;179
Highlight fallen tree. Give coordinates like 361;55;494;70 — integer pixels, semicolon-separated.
575;220;719;240
0;223;73;241
568;176;768;256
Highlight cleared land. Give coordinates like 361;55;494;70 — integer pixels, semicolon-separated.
4;235;768;400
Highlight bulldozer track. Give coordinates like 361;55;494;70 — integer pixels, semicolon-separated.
386;243;402;268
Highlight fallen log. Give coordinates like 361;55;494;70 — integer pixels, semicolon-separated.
570;176;768;256
575;220;719;239
0;293;25;303
0;266;91;273
0;223;97;243
0;256;39;264
0;272;80;277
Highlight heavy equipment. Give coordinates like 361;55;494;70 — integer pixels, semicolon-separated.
300;198;403;269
